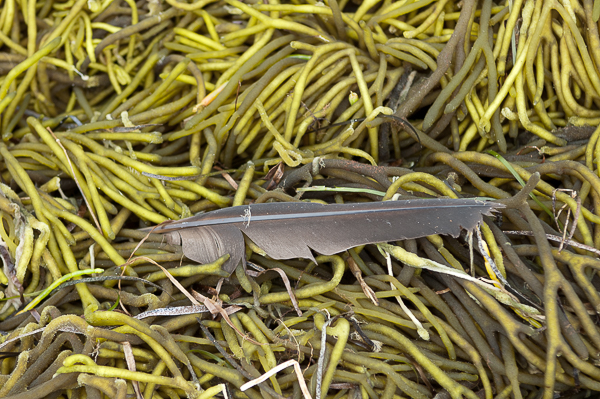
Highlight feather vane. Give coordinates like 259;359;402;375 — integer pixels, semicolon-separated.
153;199;503;274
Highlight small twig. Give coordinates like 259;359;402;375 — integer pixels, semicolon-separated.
384;115;421;147
214;277;225;297
406;354;435;395
348;316;376;351
28;309;41;322
115;225;166;314
0;324;86;352
240;359;313;399
0;327;45;351
381;248;429;340
275;317;302;363
193;81;228;112
247;261;302;316
287;92;328;131
223;383;232;399
120;255;201;306
122;341;143;399
516;145;546;162
197;320;286;399
398;71;417;105
315;316;331;399
221;171;238;190
135;305;209;319
346;255;378;305
192;289;263;346
198;321;251;378
264;162;284;190
550;188;579;253
504;230;600;256
561;196;581;253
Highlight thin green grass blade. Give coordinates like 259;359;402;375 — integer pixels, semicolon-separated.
487;150;554;219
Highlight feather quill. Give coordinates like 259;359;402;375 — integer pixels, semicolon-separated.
153;199;503;274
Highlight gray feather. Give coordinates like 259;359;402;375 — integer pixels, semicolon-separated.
155;199;503;274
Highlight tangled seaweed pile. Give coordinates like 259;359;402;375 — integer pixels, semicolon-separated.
0;0;600;398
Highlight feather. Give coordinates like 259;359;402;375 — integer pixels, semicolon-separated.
153;198;503;274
